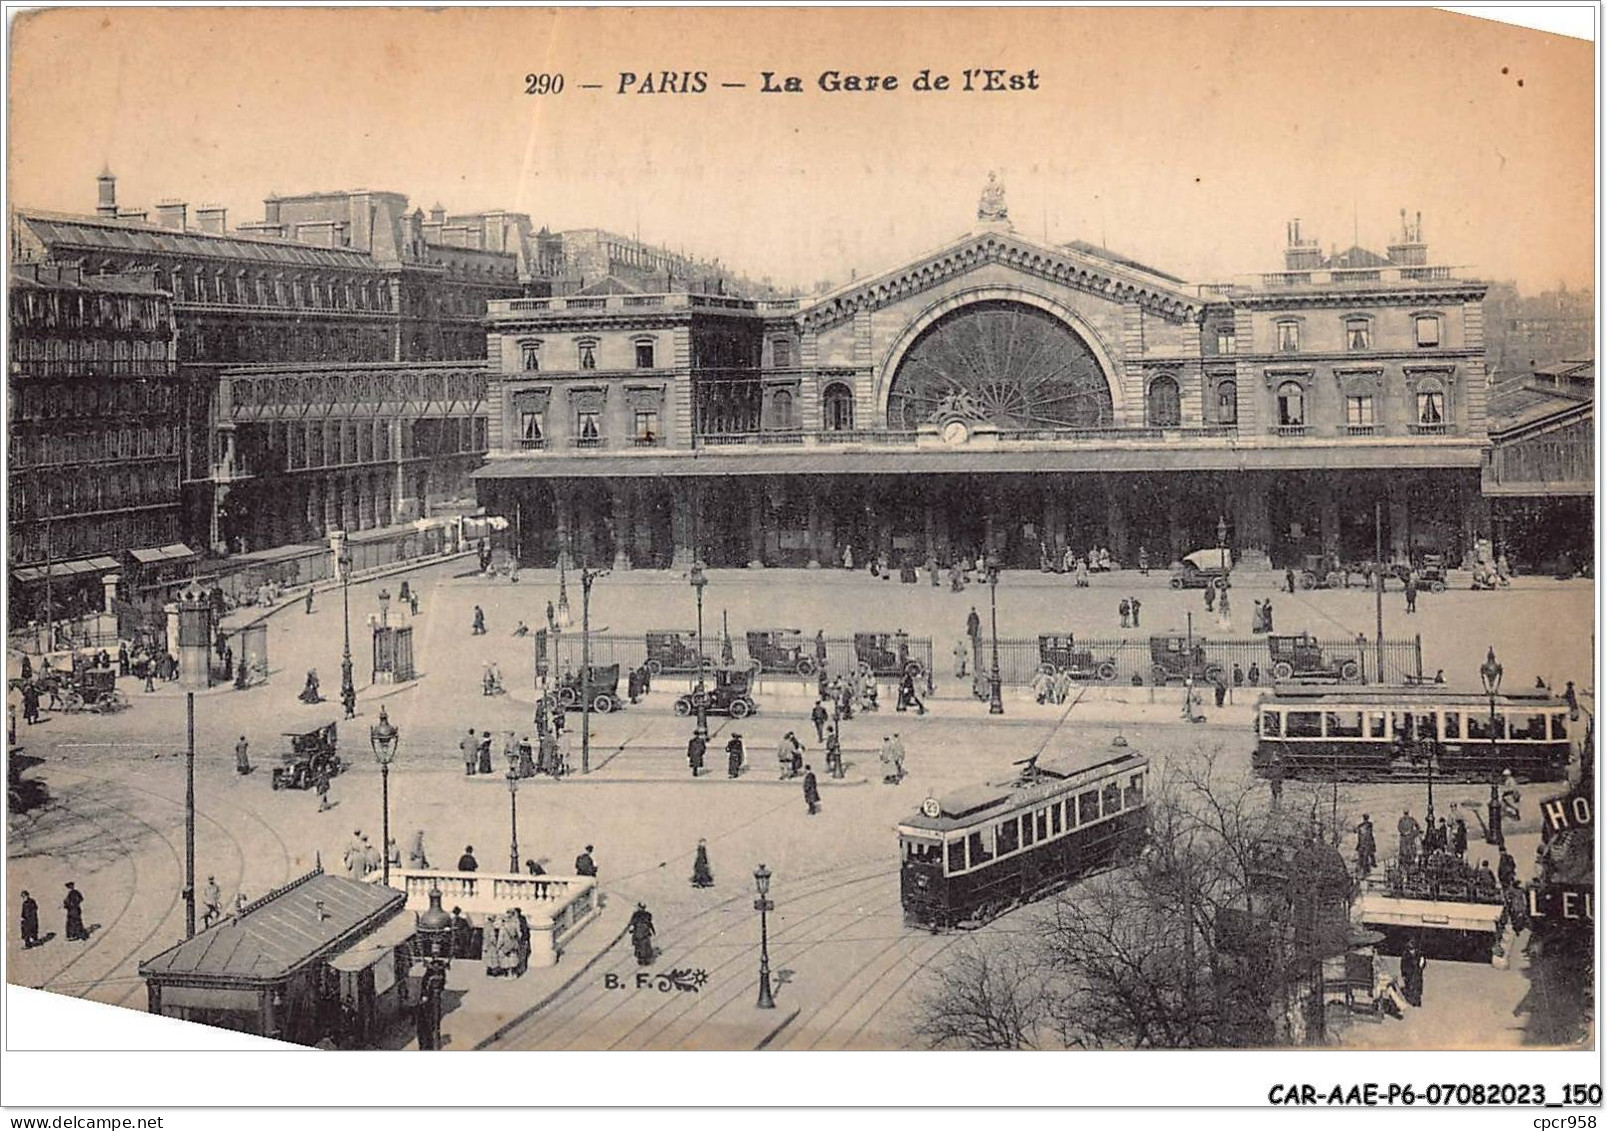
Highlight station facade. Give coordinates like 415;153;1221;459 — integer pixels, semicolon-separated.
472;199;1490;572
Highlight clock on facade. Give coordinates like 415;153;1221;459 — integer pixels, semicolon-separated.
941;420;970;446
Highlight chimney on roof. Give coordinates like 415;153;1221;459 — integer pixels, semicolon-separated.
96;168;118;218
117;209;148;223
263;196;282;225
1283;217;1322;271
1387;207;1427;266
196;205;227;235
430;203;446;225
155;200;188;231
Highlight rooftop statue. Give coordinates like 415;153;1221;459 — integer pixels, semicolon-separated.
977;172;1009;223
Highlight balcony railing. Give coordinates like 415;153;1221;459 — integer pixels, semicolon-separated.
1411;422;1449;436
1271;424;1308;438
573;434;608;449
631;435;665;448
1345;424;1378;437
10;360;176;380
519;437;546;451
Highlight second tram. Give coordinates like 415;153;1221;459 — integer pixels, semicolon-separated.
898;742;1150;929
1252;685;1573;783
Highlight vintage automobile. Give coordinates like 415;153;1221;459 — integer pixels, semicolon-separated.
643;630;713;676
272;721;343;790
853;632;925;679
1266;633;1362;683
1037;635;1118;682
744;629;817;677
1168;548;1232;591
1148;634;1224;685
674;667;758;719
552;664;624;713
1417;553;1449;593
1296;553;1351;591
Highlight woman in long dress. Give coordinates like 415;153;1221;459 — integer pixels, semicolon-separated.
691;839;714;888
628;903;656;965
484;914;505;976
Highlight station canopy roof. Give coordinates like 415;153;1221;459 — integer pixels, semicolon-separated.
9;555;118;584
128;543;198;565
140;870;405;986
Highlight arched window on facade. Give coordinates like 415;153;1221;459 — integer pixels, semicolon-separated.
822;383;855;432
1146;375;1181;427
1276;381;1306;428
771;389;795;430
1215;381;1238;425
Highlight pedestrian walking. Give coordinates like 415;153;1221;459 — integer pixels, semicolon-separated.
1204;584;1216;613
1262;598;1274;633
1213;677;1226;708
1138;546;1149;575
1217;587;1231;624
1130;596;1142;627
314;763;332;811
202;876;222;929
484;914;506;977
825;727;843;778
1119;597;1131;629
890;732;907;782
628;903;656;965
691;839;715;888
477;731;494;775
687;731;707;777
458;845;479;872
726;732;746;778
1400;936;1426;1007
461;728;477;776
117;644;129;677
811;700;828;743
777;731;803;779
63;883;88;942
344;831;367;881
897;669;926;715
1285;568;1296;594
574;845;598;877
20;890;40;948
966;606;981;642
952;637;969;678
1497;848;1518;889
803;765;821;815
472;606;486;635
305;589;315;615
1397;810;1421;866
880;735;902;784
409;829;430;869
1232;663;1245;687
1355;814;1376;875
1565;680;1580;720
1405;575;1418;614
1451;817;1468;860
342;684;357;720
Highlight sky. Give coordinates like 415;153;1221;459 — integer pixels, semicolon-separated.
7;7;1596;294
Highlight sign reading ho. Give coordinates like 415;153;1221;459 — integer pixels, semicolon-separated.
1541;794;1592;834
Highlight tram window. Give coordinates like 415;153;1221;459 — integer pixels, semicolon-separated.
1287;711;1322;738
1022;813;1036;847
1051;805;1063;835
997;818;1020;855
1510;714;1548;741
968;830;994;866
1552;714;1569;741
1467;712;1505;740
947;839;967;874
1102;781;1122;815
1124;773;1145;808
1036;811;1049;840
1261;711;1282;738
1079;790;1100;825
905;841;941;864
1367;711;1387;738
1443;712;1461;740
1325;711;1363;738
1064;798;1077;829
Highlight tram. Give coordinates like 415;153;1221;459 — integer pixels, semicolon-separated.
1252;685;1573;783
897;742;1150;929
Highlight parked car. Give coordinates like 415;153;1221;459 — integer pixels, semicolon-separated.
1148;634;1223;685
1169;548;1232;591
675;668;758;719
744;629;818;676
1037;634;1118;682
1266;633;1362;683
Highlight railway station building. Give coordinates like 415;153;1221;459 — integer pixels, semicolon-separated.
474;191;1493;573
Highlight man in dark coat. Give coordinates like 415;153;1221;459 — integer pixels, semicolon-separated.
1130;596;1142;627
305;589;315;615
457;846;479;873
235;736;252;776
810;700;829;743
1451;817;1468;860
20;890;40;948
965;607;981;642
803;765;821;815
726;733;745;779
117;645;129;677
575;845;598;877
686;731;707;777
1400;935;1425;1007
1397;810;1421;866
1497;849;1517;889
1354;814;1376;875
63;883;87;941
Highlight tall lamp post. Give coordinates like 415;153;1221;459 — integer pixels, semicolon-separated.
369;707;399;886
753;864;776;1009
338;536;354;708
690;561;710;741
506;767;521;873
579;565;607;775
1480;645;1503;808
414;886;453;1051
987;567;1004;715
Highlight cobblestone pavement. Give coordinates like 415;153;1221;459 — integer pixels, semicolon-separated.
6;561;1592;1049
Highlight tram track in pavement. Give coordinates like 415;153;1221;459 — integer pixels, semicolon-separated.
486;857;896;1049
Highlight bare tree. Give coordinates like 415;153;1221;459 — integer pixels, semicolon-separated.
913;941;1046;1050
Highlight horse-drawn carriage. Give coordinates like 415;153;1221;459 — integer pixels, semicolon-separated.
744;629;818;676
272;721;343;790
853;632;924;679
674;668;758;719
643;630;713;675
1036;635;1118;682
550;664;624;713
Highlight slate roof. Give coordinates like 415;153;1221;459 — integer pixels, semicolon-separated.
18;212;383;271
140;870;405;985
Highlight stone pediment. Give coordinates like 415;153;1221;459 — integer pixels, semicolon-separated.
797;230;1204;333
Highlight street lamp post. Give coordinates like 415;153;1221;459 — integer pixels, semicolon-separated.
506;768;521;873
339;538;354;708
987;568;1004;715
413;886;453;1051
579;565;606;776
753;864;776;1009
690;561;709;741
369;707;399;887
1479;645;1504;820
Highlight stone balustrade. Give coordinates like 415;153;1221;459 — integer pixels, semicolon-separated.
383;869;602;968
